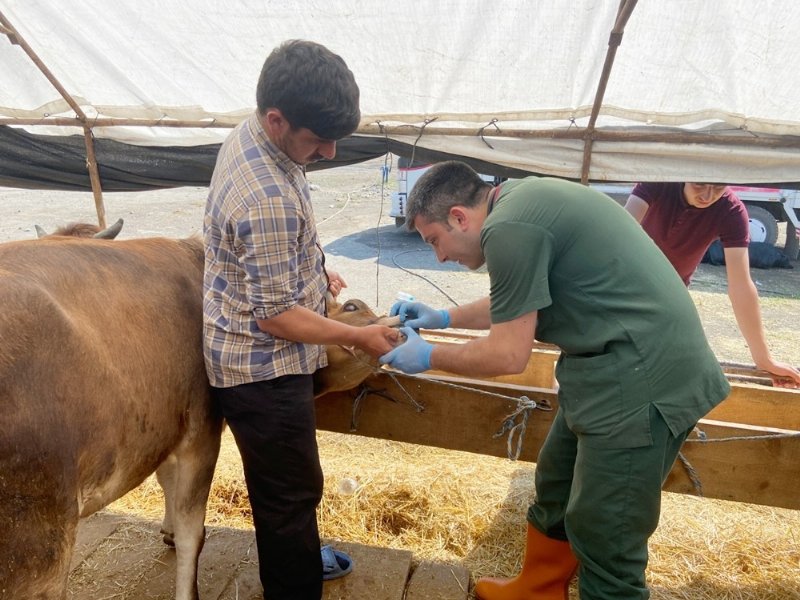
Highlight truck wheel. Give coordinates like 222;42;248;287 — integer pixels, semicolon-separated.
745;204;779;246
784;219;799;261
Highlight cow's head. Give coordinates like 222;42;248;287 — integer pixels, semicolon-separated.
35;218;125;239
314;298;402;398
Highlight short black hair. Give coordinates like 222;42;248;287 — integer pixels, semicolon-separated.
256;39;360;140
406;161;491;230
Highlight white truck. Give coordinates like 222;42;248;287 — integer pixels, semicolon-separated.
389;160;800;260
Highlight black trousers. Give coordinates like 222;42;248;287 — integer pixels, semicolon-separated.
212;375;324;600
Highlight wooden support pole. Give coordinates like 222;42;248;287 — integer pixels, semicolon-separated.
4;116;799;149
0;116;229;129
83;127;106;228
580;0;639;184
0;10;107;227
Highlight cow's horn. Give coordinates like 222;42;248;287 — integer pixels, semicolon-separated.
34;224;49;238
93;218;124;239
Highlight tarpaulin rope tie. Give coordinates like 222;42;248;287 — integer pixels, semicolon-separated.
408;117;438;166
477;118;500;149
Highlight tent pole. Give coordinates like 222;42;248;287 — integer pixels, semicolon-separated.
355;124;800;148
4;117;799;149
0;10;107;227
580;0;639;185
83;128;106;228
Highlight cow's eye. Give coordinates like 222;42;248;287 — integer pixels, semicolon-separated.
343;302;358;312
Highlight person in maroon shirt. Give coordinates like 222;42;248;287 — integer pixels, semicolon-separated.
625;182;799;387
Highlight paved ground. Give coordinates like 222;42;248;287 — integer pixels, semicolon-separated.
69;511;469;600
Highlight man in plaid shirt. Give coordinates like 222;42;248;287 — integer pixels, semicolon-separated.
203;40;398;600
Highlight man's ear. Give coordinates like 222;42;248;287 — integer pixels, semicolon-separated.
261;108;288;137
449;206;469;230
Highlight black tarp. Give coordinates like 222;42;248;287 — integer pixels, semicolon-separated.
0;125;539;192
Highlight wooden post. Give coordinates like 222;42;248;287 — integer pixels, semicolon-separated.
580;0;639;185
0;10;107;227
83;127;106;228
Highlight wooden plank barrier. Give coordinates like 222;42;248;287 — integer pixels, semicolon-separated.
315;333;800;511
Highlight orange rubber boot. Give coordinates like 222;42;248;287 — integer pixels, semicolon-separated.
474;524;578;600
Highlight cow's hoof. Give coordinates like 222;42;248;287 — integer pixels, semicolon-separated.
161;529;175;547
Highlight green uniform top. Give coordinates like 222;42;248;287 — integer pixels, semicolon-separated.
482;177;729;448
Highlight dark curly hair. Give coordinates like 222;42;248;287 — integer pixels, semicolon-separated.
256;40;360;140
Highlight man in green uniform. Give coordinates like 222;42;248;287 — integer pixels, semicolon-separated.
380;161;730;600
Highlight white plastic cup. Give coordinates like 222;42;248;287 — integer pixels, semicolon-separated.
337;477;359;495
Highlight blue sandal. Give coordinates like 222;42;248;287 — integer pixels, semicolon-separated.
321;545;353;580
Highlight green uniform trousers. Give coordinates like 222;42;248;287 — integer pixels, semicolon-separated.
528;405;692;599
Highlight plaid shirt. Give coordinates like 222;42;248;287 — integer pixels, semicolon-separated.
202;113;328;387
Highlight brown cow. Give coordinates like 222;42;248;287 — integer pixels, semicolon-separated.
0;234;396;599
0;235;218;600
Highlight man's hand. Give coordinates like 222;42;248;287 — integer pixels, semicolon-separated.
757;359;800;388
390;301;450;330
353;324;401;358
379;327;433;373
326;269;348;298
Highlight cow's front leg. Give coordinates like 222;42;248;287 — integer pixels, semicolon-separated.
171;416;222;600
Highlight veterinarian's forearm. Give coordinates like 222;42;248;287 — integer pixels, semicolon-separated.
447;297;492;330
430;311;536;376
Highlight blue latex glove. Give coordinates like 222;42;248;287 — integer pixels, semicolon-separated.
389;301;451;330
379;327;434;374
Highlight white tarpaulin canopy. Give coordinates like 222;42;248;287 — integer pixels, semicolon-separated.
2;0;800;185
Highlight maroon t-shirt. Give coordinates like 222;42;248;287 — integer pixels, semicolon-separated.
631;182;749;285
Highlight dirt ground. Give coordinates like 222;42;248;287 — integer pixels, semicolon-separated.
2;157;799;597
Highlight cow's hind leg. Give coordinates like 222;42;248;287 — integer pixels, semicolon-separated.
170;415;223;600
156;454;178;546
